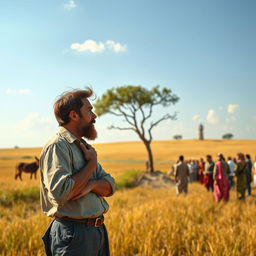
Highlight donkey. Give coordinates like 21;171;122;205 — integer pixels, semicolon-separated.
15;156;39;180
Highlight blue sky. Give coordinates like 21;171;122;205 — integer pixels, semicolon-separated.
0;0;256;148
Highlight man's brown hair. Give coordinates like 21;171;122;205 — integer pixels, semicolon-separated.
54;88;93;126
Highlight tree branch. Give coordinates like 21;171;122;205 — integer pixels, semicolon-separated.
113;106;145;138
108;125;136;132
138;106;146;137
109;111;124;117
148;112;177;141
124;103;138;114
152;93;178;107
144;103;154;122
115;106;134;119
115;106;135;127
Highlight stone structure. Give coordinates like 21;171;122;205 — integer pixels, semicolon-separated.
199;123;204;140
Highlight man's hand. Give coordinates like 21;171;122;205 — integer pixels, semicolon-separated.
67;142;98;201
78;142;97;169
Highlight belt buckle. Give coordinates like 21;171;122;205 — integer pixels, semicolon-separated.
94;217;103;227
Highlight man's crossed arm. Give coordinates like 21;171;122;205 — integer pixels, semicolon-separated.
67;141;112;201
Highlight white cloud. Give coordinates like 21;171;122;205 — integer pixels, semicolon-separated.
70;40;127;53
64;0;76;10
106;40;127;53
227;104;240;114
192;114;200;122
5;88;31;95
207;109;219;124
71;40;105;53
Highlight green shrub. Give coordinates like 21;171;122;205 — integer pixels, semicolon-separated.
115;170;141;190
0;187;40;207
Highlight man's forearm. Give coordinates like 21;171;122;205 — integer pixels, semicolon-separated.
67;161;96;200
91;179;113;197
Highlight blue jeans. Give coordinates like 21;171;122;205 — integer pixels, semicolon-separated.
42;219;110;256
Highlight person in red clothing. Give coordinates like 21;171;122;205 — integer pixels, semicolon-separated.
198;158;205;184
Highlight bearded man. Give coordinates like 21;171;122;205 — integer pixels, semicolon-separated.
40;88;115;256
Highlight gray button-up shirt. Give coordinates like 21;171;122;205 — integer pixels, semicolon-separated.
39;127;115;219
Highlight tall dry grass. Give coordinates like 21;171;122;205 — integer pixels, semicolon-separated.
0;140;256;255
107;185;256;256
1;185;256;255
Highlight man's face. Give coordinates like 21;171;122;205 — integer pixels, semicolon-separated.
77;98;97;140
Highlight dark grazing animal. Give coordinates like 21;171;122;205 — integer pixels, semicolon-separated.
15;156;39;180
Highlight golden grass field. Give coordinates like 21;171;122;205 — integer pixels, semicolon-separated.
0;139;256;256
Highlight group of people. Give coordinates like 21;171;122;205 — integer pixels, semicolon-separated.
174;153;255;202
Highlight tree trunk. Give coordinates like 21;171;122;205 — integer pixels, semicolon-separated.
143;140;154;172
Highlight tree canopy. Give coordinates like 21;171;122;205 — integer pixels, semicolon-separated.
94;85;179;137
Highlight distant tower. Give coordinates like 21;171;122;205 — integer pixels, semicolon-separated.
199;123;204;140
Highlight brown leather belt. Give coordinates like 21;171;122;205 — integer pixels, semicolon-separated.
55;215;104;227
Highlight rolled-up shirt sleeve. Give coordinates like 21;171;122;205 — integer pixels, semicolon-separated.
41;142;75;205
95;163;116;196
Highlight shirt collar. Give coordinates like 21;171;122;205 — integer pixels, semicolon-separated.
58;126;78;144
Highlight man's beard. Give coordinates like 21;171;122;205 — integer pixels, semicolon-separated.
79;122;97;140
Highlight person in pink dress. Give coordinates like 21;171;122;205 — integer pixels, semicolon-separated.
213;153;230;202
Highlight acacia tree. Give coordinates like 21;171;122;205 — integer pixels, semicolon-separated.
94;85;179;173
222;133;234;140
173;135;182;140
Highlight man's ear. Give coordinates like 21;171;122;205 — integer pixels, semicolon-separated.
69;110;80;121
